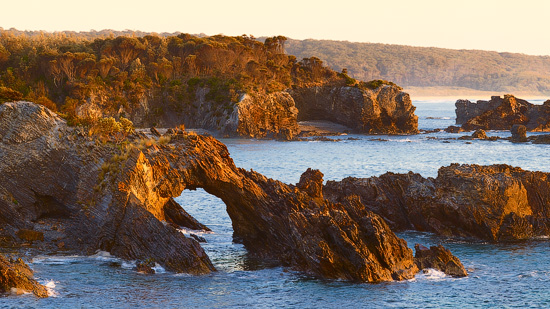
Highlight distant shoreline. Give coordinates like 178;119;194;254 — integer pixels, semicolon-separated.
405;86;549;101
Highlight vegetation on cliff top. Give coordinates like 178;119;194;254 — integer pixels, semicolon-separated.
0;29;380;125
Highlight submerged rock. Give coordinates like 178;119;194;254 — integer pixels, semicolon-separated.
134;260;156;274
0;254;48;297
414;244;467;277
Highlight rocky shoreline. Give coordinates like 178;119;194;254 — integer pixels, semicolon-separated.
6;97;550;294
0;101;459;295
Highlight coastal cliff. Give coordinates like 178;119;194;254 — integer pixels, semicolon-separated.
455;95;550;131
75;83;417;139
325;163;550;241
0;101;452;283
290;84;418;134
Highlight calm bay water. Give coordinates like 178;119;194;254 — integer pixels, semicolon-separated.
3;99;550;308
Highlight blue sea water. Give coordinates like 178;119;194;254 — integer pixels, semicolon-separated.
3;99;550;308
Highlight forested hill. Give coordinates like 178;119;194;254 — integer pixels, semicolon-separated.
284;39;550;95
0;29;383;127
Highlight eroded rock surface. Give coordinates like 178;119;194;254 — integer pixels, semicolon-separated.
0;254;48;297
0;101;426;282
325;164;550;241
0;101;214;274
455;95;550;131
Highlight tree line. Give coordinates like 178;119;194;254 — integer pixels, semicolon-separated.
284;39;550;95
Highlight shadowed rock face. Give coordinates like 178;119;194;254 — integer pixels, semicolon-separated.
0;101;425;282
455;95;550;131
290;85;418;134
414;244;467;277
325;164;550;242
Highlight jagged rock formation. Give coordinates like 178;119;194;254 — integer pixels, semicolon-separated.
290;85;418;134
414;244;467;277
510;124;528;142
455;95;550;131
0;101;214;274
325;163;550;242
0;101;437;283
0;254;48;297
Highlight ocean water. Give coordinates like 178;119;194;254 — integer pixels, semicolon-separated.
4;99;550;308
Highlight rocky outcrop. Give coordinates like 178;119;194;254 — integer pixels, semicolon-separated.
0;254;48;297
325;163;550;242
231;92;299;140
0;101;215;274
455;95;550;131
0;101;439;283
223;168;418;282
73;83;417;140
511;124;528;142
414;244;467;277
289;84;418;134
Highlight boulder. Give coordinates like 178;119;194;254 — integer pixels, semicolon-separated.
444;125;464;133
457;129;488;140
471;129;487;139
414;244;467;277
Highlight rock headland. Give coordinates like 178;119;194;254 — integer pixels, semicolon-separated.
325;163;550;242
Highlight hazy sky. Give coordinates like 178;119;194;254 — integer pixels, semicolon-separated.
3;0;550;55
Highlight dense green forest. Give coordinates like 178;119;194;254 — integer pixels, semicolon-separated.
0;29;379;126
283;39;550;95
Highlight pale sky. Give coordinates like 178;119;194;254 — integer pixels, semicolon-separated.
2;0;550;56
